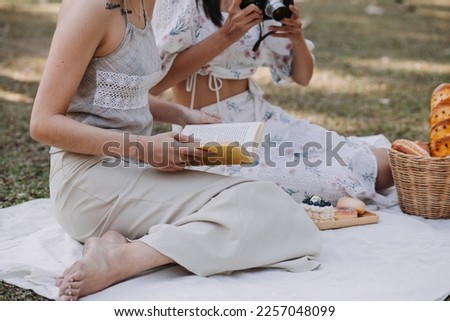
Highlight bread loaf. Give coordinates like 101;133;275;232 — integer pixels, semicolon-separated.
336;197;366;215
429;119;450;142
429;136;450;157
415;140;430;155
429;103;450;126
429;83;450;157
430;83;450;111
334;207;358;220
391;138;430;157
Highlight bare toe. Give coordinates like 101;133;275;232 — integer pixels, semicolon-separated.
65;287;80;299
59;279;81;297
60;294;77;301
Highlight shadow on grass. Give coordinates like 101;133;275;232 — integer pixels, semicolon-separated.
0;75;39;97
0;4;57;65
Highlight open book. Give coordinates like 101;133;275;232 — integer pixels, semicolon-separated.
181;122;265;166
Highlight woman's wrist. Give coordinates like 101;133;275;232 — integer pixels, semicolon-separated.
123;133;145;162
215;28;241;49
291;30;306;47
171;104;189;127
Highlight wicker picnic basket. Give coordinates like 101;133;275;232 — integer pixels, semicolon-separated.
388;148;450;219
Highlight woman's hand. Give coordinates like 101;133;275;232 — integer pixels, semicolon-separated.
267;4;314;86
220;0;263;42
267;5;304;44
140;132;207;171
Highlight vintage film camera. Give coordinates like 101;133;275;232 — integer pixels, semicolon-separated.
240;0;294;21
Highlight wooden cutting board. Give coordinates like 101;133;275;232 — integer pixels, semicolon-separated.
315;212;379;230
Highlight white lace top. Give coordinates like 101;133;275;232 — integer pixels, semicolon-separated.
152;0;314;83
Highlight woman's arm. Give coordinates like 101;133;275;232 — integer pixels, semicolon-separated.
30;0;118;155
29;0;194;171
150;0;263;95
268;4;314;86
149;96;221;127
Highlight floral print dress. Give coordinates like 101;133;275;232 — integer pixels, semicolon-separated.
152;0;398;207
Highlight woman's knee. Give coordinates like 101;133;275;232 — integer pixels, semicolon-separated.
53;200;104;243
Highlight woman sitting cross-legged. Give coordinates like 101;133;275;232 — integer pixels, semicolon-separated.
29;0;322;301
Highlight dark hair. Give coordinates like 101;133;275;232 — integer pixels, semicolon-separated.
196;0;223;27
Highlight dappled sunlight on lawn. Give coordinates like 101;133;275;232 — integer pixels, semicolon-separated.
0;89;33;104
309;68;387;95
0;57;46;82
254;67;387;96
289;109;361;134
348;57;450;76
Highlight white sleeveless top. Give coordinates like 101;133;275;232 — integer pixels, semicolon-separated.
65;15;162;136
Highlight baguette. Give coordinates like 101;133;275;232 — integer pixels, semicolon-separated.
391;138;430;157
415;140;430;155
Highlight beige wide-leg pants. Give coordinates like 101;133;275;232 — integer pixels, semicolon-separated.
50;151;321;276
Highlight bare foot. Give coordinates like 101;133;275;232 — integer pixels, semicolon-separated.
58;236;173;301
55;231;126;289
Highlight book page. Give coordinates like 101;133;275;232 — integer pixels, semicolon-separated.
181;122;263;146
181;122;264;166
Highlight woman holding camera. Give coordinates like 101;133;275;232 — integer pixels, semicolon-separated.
151;0;397;206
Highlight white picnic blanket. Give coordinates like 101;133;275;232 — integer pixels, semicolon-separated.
1;198;450;301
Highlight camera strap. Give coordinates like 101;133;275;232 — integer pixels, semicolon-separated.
252;23;276;52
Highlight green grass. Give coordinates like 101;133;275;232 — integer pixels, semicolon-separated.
1;0;449;300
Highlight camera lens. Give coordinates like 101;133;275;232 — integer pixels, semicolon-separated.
265;1;290;21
